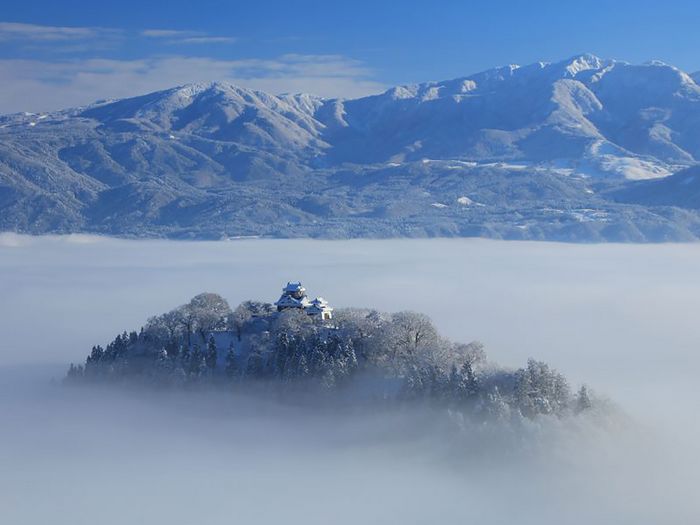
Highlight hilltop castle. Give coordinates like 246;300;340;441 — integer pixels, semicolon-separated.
275;282;333;320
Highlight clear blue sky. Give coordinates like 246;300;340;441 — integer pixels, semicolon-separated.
1;0;700;112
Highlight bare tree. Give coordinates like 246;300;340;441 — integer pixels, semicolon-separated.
453;341;486;367
271;308;313;335
144;308;186;343
145;293;232;347
389;311;439;361
232;301;272;341
179;293;231;344
332;308;386;361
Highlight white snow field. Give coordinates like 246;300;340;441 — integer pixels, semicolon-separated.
1;235;699;524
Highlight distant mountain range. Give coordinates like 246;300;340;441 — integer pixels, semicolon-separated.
2;53;700;241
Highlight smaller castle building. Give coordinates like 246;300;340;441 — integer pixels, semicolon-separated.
275;282;333;320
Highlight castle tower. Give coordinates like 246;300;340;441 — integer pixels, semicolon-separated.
274;282;333;320
275;282;311;311
307;297;333;320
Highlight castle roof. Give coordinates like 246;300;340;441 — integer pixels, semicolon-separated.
307;297;333;313
283;281;305;294
275;294;311;308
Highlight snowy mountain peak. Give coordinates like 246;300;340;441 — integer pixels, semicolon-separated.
171;81;262;96
561;53;609;76
386;84;421;100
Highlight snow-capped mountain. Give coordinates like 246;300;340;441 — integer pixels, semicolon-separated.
80;83;328;153
2;54;700;241
321;54;700;177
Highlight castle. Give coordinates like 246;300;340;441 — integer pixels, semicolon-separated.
275;282;333;320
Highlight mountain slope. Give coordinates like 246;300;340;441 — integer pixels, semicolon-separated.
318;54;700;176
610;165;700;209
1;54;700;241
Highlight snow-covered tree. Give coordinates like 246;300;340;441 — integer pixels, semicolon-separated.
231;301;272;340
389;311;439;361
452;359;479;402
480;387;511;420
144;293;231;347
67;294;595;422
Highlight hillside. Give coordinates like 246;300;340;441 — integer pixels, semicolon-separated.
65;290;598;419
610;165;700;209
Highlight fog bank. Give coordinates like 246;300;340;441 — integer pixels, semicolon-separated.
1;235;700;523
1;364;697;525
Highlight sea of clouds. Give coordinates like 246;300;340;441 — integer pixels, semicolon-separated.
1;234;699;524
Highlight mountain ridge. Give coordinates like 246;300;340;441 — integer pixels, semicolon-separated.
2;54;700;241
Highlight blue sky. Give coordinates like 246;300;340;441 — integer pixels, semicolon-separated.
1;0;700;113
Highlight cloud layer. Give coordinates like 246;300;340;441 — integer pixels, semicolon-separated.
141;28;237;45
0;21;103;41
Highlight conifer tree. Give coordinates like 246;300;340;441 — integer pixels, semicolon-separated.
462;360;479;400
225;342;237;379
483;387;510;420
89;345;104;363
514;368;535;417
179;344;191;371
575;385;592;413
190;344;205;377
66;363;81;382
206;336;218;371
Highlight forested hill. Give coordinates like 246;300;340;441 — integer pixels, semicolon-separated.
66;292;597;420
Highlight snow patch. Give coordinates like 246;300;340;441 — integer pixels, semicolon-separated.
421;86;442;101
457;196;473;206
570;209;610;223
597;156;672;180
460;80;477;93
